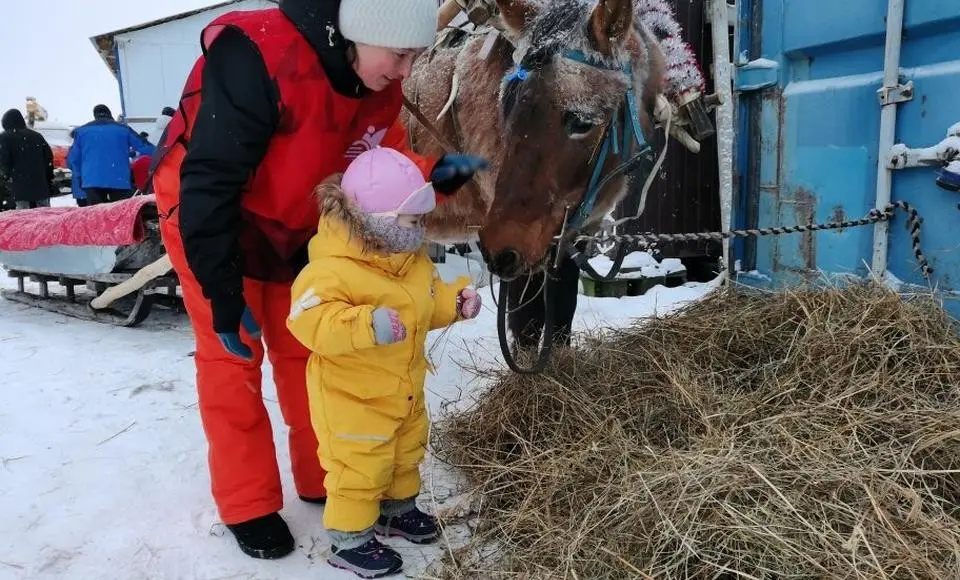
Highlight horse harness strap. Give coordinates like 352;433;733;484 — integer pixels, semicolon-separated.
402;95;458;154
401;94;485;203
563;50;651;230
495;48;658;374
506;49;653;233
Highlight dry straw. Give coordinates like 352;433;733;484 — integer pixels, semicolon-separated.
430;282;960;579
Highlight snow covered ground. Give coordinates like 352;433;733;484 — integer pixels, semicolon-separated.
0;229;719;579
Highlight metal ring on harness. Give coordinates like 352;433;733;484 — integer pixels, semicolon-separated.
575;239;631;282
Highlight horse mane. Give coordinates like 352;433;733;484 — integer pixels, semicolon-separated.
519;0;635;67
524;0;592;61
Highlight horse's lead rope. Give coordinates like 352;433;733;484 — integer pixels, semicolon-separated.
566;201;934;281
497;200;935;376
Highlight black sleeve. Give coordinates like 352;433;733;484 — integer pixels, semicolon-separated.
0;135;11;179
43;140;54;184
178;26;280;333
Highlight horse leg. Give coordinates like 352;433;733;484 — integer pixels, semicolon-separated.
507;254;580;349
550;254;580;347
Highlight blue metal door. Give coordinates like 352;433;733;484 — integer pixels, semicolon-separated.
733;0;960;317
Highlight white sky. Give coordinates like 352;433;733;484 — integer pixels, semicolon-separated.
0;0;223;126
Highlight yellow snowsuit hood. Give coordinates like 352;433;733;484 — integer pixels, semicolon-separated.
287;190;470;532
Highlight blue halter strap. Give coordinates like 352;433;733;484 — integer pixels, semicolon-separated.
504;48;652;230
562;50;650;229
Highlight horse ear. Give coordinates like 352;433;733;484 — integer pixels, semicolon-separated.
588;0;634;55
496;0;535;34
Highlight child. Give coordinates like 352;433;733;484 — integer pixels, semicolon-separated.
286;147;481;578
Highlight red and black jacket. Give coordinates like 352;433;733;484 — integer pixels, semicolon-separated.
151;0;435;330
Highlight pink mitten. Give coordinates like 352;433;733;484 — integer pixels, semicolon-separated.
457;288;481;319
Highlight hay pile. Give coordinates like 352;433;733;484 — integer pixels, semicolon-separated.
432;283;960;579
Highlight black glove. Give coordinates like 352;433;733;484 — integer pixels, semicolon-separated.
430;153;489;194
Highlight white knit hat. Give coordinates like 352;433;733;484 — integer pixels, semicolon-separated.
339;0;438;49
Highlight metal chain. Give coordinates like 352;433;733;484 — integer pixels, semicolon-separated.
566;201;933;281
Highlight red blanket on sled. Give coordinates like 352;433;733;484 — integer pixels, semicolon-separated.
0;195;156;252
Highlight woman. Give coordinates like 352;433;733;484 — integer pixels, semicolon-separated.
150;0;485;561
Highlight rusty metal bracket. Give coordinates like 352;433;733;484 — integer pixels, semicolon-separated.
454;0;501;29
877;80;914;106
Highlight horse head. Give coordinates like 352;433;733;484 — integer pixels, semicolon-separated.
478;0;664;280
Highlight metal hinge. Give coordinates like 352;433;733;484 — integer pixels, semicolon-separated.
886;121;960;170
877;80;914;105
734;56;779;92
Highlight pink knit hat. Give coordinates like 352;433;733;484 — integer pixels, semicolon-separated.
341;147;436;215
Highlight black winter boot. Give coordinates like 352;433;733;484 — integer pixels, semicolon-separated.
225;512;295;559
375;507;438;544
329;538;403;578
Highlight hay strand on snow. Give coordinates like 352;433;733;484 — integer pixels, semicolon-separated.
431;282;960;579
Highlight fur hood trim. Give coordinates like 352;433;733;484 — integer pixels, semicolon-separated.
314;174;394;254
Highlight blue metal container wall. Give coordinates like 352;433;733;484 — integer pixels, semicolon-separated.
735;0;960;316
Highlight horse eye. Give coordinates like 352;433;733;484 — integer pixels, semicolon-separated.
563;112;594;137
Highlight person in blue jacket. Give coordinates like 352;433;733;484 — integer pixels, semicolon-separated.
66;128;88;207
67;104;155;205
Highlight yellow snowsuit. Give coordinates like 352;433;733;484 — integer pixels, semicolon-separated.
287;216;470;532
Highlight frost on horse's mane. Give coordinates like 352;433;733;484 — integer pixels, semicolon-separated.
510;0;705;100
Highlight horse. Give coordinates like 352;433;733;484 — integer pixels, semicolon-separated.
402;0;683;365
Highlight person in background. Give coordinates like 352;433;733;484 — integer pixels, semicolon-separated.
67;104;155;205
133;131;151;158
66;129;88;207
0;108;54;210
150;0;486;562
130;138;152;193
151;106;175;145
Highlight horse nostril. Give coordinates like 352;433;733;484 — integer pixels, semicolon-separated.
493;248;522;278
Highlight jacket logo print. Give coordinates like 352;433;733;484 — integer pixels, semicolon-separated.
289;288;323;322
344;125;387;160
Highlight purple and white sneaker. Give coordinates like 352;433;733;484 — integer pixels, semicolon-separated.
375;507;439;544
328;537;402;579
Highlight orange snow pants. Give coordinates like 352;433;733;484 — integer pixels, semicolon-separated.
160;219;327;525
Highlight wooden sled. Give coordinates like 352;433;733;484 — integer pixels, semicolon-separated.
3;260;180;328
1;217;183;327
